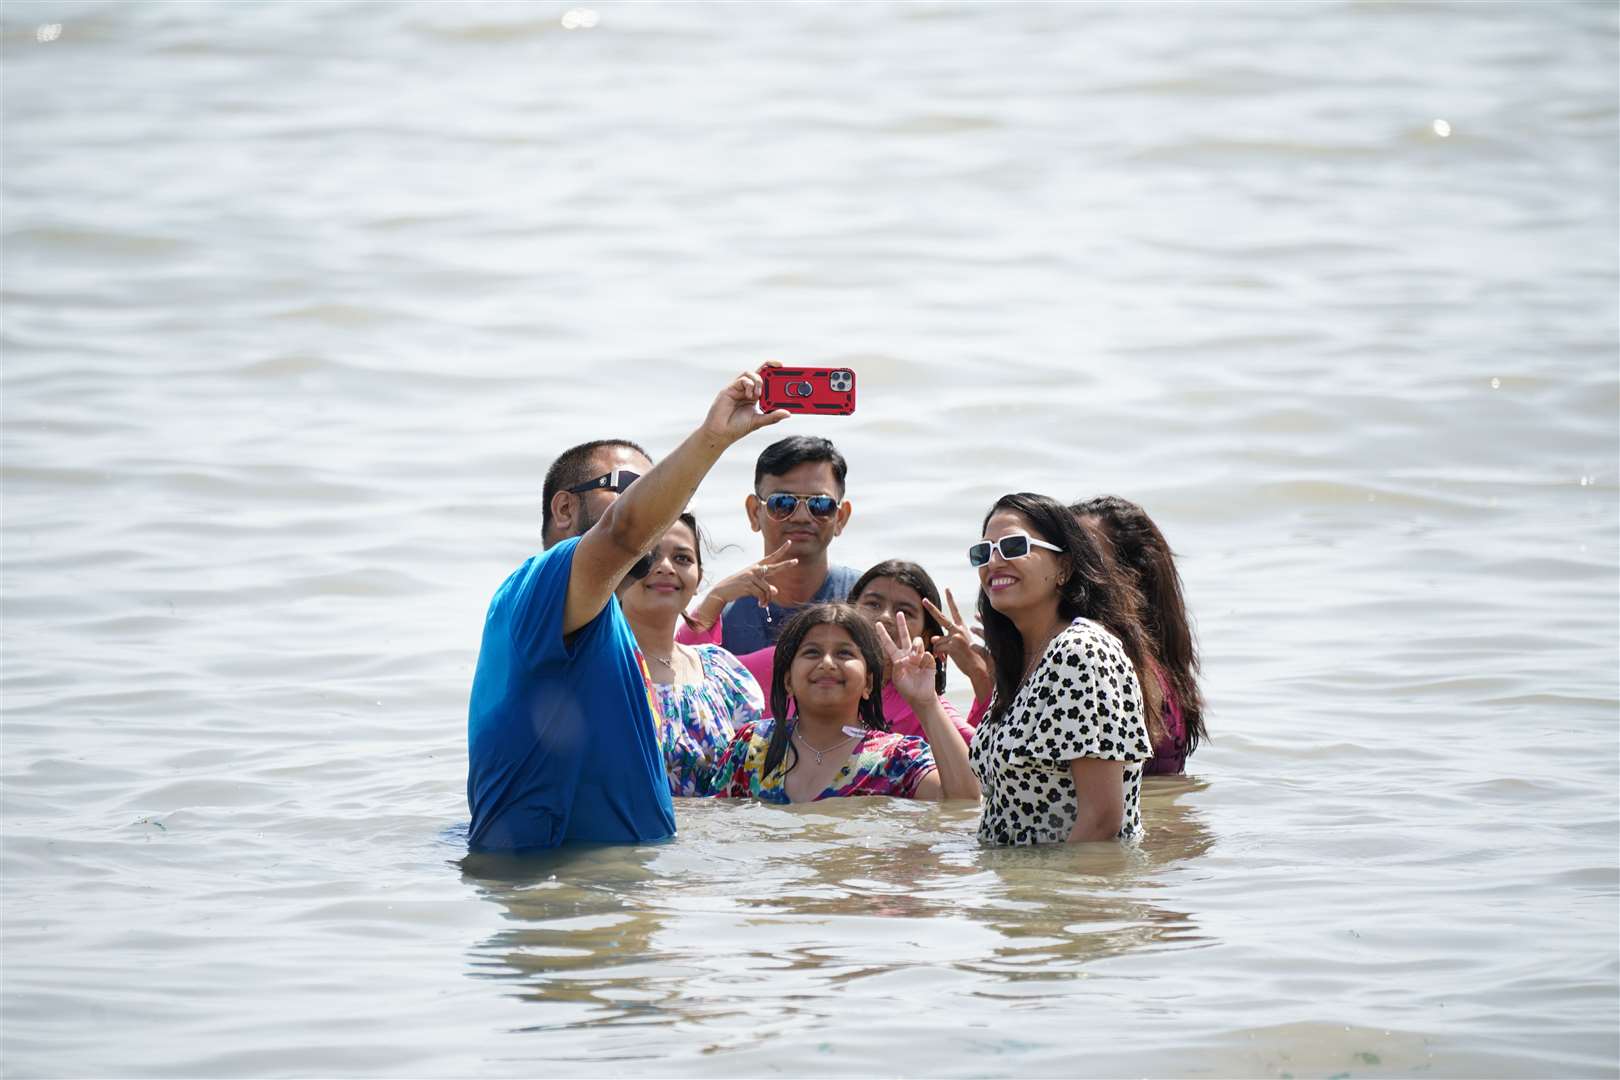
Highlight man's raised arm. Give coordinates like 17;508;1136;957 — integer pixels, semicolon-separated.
562;365;788;635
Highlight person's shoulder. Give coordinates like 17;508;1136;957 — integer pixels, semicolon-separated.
1059;617;1128;657
826;564;862;594
732;716;776;744
499;539;578;588
869;729;930;757
696;642;744;664
696;643;748;678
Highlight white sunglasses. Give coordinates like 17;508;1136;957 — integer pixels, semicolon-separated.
968;532;1064;567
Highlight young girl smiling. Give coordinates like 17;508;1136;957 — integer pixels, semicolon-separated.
712;604;979;803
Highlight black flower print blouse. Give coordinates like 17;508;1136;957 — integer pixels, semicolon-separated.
968;618;1153;845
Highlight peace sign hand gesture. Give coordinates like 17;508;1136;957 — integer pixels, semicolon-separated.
923;588;993;704
708;540;799;609
701;363;791;446
876;611;938;709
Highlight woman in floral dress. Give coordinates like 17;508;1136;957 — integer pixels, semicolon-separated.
616;513;764;797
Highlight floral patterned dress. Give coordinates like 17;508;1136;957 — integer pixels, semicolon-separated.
648;644;764;797
712;718;937;802
968;618;1153;845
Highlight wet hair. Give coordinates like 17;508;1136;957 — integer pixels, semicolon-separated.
753;435;848;496
976;493;1163;738
540;438;650;546
1073;496;1205;756
762;603;889;778
671;511;704;577
849;559;948;695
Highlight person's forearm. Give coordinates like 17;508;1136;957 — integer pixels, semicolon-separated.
684;590;727;633
912;698;979;801
1065;804;1123;842
966;667;993;705
597;427;731;561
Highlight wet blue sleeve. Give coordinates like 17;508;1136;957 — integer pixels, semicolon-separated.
504;537;582;666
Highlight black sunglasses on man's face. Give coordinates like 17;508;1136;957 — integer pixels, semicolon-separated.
567;469;640;496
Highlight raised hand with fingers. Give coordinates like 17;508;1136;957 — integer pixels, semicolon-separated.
924;587;993;704
876;611;938;709
685;540;800;632
702;362;791;446
876;610;981;802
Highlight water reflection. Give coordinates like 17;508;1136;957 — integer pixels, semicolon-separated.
458;780;1213;1041
460;844;677;1029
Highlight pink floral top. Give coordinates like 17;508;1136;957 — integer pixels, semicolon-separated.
712;719;937;803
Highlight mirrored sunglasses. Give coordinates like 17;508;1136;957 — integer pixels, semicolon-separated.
762;493;840;521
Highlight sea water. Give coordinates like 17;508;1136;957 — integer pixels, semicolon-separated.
3;2;1616;1075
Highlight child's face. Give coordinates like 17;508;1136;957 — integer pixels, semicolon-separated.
787;623;872;715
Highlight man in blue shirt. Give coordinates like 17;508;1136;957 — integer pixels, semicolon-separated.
466;368;789;851
680;436;859;655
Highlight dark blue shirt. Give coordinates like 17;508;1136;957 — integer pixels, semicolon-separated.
718;564;861;654
466;536;676;850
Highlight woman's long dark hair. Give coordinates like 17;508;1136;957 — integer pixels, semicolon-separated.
670;511;704;576
762;603;889;778
849;559;948;695
1074;496;1205;755
976;493;1163;739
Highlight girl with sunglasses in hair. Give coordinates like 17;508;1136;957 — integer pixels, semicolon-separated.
711;604;979;804
1072;496;1206;776
615;513;765;797
967;494;1163;845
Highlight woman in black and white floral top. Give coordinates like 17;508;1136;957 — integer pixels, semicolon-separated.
965;493;1163;845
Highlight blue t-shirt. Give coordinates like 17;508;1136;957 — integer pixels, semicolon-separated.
718;564;861;655
466;536;676;851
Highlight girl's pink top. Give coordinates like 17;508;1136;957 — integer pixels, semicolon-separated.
880;684;976;744
1144;666;1188;775
708;640;986;747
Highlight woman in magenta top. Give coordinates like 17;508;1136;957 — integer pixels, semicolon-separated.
711;603;979;803
1072;496;1207;775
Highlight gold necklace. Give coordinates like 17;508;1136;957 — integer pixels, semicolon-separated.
644;644;679;670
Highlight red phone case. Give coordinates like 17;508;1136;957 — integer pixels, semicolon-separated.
758;366;857;415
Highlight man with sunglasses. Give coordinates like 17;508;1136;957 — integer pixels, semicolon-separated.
679;435;858;657
466;367;789;852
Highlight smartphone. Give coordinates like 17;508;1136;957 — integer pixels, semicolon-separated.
758;365;857;415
